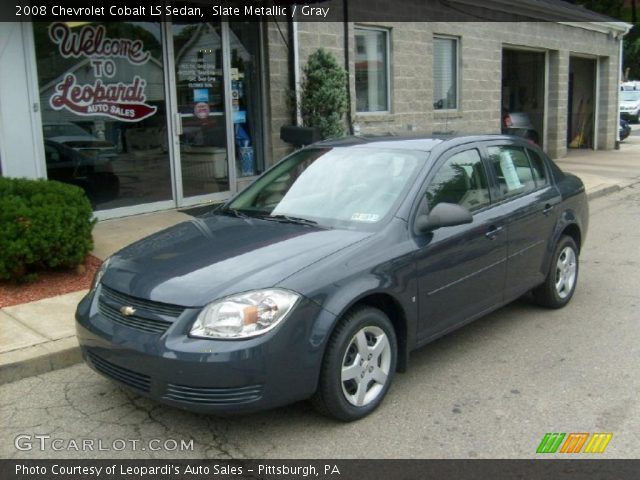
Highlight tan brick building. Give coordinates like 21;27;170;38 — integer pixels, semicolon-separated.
268;18;629;163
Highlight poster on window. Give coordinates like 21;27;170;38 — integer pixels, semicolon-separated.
46;23;157;122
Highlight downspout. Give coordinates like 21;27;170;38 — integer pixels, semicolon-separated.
616;34;623;149
293;20;302;127
287;16;300;126
343;0;354;135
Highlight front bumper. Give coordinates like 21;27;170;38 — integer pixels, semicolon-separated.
75;285;335;414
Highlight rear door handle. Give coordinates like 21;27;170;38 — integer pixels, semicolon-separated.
485;225;503;239
543;204;555;216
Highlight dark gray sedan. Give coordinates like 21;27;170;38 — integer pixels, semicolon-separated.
76;135;588;421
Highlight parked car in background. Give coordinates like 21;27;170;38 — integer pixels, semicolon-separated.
502;110;540;145
77;135;588;421
44;139;120;206
43;122;119;155
620;118;631;142
621;81;640;91
620;90;640;123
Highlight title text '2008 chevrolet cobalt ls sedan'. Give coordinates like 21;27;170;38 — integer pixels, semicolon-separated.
76;135;588;421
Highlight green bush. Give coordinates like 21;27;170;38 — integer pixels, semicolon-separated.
300;48;348;139
0;177;95;281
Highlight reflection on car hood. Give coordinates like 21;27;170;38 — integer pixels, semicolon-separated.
101;214;371;307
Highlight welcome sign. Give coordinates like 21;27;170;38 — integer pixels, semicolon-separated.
47;22;157;122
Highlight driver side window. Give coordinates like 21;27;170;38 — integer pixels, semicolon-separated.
426;149;490;212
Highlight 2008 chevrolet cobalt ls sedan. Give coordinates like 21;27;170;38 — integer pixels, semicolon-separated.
76;135;588;421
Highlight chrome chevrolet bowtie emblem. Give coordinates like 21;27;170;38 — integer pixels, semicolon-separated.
120;306;136;316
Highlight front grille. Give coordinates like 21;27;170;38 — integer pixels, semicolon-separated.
164;383;264;405
98;285;185;335
87;351;151;392
101;285;185;317
98;302;173;334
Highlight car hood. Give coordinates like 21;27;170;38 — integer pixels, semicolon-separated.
101;213;371;307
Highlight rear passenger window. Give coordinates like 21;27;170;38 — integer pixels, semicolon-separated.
526;149;549;187
426;149;491;212
487;146;536;198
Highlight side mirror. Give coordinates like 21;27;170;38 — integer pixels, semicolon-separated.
415;202;473;233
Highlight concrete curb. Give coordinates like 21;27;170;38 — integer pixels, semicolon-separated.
586;185;622;201
0;337;81;385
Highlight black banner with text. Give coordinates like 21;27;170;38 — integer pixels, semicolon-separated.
2;459;640;480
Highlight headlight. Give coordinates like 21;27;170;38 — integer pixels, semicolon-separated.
91;258;110;291
190;289;300;339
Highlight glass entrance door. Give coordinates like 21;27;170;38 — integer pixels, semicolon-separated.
229;22;265;180
171;21;231;201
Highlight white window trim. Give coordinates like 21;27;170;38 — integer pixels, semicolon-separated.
433;34;460;113
354;25;392;115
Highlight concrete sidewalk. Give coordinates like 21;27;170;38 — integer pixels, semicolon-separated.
1;134;639;385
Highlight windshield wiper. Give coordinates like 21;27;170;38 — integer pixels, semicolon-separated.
222;208;252;219
265;214;319;226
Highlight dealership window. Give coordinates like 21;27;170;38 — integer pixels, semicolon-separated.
433;36;459;110
355;27;390;113
34;22;171;212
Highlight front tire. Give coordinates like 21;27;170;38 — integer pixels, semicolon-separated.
312;306;397;421
533;235;579;309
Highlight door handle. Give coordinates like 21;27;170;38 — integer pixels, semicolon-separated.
542;204;554;216
485;225;503;239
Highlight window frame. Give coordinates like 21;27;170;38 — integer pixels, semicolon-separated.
411;144;494;230
524;148;550;189
354;25;392;115
432;34;460;112
482;141;551;204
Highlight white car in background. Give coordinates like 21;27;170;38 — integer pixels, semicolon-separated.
620;90;640;123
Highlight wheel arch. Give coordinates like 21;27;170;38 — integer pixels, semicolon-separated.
332;291;410;373
561;222;582;253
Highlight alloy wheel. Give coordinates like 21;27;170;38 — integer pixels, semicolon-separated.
555;246;577;299
340;326;392;407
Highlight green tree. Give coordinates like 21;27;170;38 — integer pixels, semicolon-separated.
571;0;640;79
299;48;348;139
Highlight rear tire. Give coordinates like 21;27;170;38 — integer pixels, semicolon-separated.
312;306;397;421
533;235;579;309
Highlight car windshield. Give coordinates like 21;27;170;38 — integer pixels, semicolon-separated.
621;91;640;101
224;147;424;230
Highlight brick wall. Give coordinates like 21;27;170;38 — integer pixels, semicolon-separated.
264;21;621;164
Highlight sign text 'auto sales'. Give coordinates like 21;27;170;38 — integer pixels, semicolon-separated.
48;22;157;122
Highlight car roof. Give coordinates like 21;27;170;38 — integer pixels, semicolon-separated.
313;134;524;152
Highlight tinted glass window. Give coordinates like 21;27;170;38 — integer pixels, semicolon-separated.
426;149;490;212
487;146;536;198
526;149;549;187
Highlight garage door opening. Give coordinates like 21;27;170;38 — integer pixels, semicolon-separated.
502;49;546;149
568;56;597;149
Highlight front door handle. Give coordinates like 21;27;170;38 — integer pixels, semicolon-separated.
542;204;554;216
485;225;503;240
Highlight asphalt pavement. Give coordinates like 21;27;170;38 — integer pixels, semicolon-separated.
1;183;640;460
